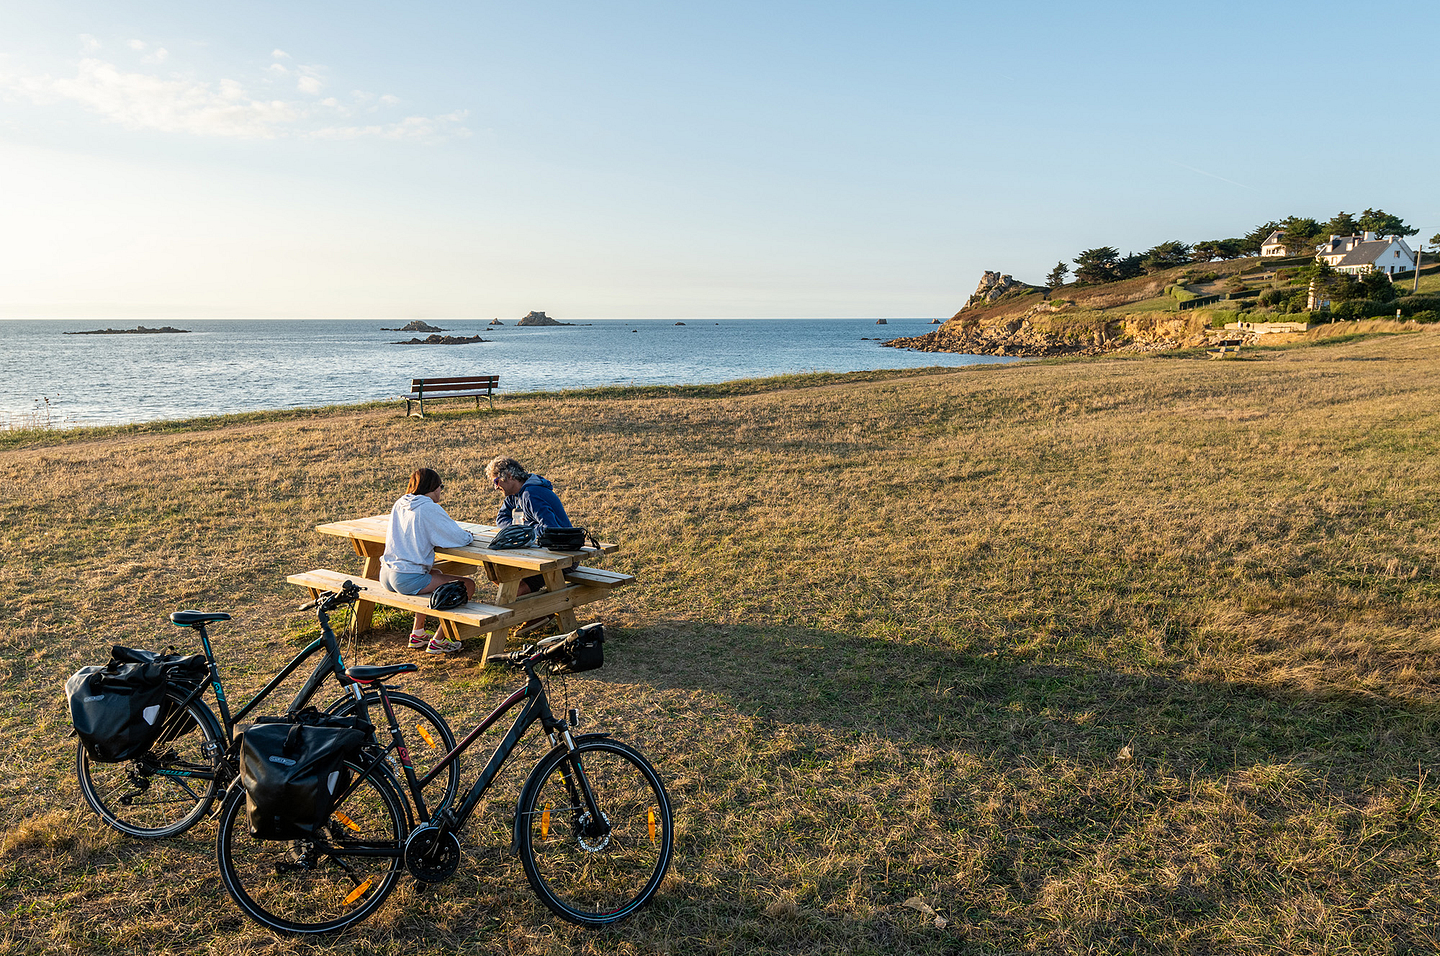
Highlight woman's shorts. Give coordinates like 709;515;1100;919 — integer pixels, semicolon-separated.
380;566;433;595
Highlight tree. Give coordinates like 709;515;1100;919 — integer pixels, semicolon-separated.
1357;208;1418;238
1192;238;1245;261
1428;232;1439;248
1140;240;1192;273
1073;247;1119;285
1277;216;1324;255
1113;252;1145;281
1046;261;1069;289
1322;211;1358;238
1359;270;1398;302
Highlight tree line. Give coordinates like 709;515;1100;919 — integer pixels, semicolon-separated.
1046;208;1429;289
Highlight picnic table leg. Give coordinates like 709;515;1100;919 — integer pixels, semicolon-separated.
350;539;385;635
541;566;579;632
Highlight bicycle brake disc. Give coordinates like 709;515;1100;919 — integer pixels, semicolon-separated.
403;825;462;882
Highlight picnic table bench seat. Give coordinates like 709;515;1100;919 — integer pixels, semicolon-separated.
406;375;499;416
287;565;634;660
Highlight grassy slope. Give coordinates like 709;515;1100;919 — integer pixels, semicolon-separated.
2;330;1440;954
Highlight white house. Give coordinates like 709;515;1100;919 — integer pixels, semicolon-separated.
1315;232;1417;276
1260;230;1290;257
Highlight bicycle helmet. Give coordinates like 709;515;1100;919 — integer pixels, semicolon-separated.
489;525;535;550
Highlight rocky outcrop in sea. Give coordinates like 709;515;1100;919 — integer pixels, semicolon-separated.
516;311;572;327
392;334;487;345
381;320;445;332
64;326;190;335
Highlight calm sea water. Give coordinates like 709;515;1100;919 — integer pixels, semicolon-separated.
0;317;1003;428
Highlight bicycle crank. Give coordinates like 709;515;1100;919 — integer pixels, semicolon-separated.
403;825;462;882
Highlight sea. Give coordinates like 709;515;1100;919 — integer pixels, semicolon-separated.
0;317;1007;429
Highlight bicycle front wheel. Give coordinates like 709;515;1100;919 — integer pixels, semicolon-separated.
76;686;222;838
516;738;674;926
216;761;407;934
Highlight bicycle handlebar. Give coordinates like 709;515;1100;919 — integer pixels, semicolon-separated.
296;580;365;614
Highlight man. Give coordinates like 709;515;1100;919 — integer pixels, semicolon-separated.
486;456;572;532
484;457;571;609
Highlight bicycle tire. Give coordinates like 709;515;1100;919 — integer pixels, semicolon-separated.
325;691;460;812
216;759;407;934
76;685;223;838
516;738;674;926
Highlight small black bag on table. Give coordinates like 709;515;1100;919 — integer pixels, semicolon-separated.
65;645;209;763
239;711;373;840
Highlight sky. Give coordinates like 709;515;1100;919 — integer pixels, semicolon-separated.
1;1;1436;320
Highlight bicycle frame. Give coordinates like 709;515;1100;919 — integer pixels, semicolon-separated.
162;603;367;781
372;666;573;831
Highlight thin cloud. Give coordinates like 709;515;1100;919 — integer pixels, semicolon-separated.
0;39;467;141
1169;160;1252;190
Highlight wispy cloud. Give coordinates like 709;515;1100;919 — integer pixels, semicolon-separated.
0;37;468;142
1169;161;1252;190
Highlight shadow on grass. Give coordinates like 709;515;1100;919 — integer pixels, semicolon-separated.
613;618;1440;786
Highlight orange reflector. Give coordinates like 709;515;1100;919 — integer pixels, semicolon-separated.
541;804;551;840
333;812;361;832
344;877;374;906
648;807;657;842
417;725;436;748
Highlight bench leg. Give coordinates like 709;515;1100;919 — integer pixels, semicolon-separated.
352;599;377;636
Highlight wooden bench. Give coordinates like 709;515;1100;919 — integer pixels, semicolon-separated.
288;565;634;661
406;375;499;416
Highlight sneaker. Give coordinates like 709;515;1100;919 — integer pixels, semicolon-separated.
408;630;435;649
426;635;463;654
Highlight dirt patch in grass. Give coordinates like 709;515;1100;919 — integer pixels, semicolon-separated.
3;333;1440;953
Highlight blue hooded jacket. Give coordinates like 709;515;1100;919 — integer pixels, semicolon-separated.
496;474;572;529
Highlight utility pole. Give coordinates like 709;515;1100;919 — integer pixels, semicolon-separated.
1416;243;1424;293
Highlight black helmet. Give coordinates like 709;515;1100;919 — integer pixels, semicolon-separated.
489;525;535;550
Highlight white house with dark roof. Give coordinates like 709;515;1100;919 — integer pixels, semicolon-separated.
1260;230;1290;256
1315;232;1416;276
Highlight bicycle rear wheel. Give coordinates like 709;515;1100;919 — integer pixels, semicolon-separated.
216;761;407;934
516;738;674;926
325;691;459;812
76;686;222;838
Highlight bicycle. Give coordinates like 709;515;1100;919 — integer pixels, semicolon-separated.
214;623;674;934
76;582;460;838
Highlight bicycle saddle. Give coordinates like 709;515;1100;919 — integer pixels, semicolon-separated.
170;610;232;626
348;663;419;682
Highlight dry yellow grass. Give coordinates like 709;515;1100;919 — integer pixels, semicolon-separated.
2;328;1439;954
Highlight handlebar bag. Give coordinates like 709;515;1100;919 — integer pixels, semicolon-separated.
239;716;371;840
534;527;595;551
545;622;605;674
65;661;175;762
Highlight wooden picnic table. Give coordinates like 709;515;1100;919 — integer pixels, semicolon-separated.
289;514;630;660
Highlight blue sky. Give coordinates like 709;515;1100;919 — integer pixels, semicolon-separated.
1;1;1436;319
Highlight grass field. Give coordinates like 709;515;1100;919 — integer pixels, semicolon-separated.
2;325;1439;954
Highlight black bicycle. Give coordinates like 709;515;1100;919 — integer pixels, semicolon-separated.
76;583;460;838
214;623;674;934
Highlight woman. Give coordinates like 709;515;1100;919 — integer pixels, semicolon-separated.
379;467;476;654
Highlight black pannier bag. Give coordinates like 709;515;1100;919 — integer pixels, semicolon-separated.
239;712;372;840
65;646;207;763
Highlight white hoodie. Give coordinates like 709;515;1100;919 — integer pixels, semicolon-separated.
380;494;474;575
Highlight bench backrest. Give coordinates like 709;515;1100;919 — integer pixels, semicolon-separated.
410;375;499;396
